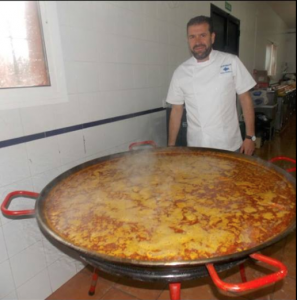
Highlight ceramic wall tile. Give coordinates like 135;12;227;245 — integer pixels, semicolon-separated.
16;269;52;300
96;32;118;63
128;38;147;64
118;90;139;115
0;109;23;141
144;41;161;64
129;89;149;113
158;43;170;66
63;61;78;95
98;63;119;92
132;64;148;89
0;227;8;264
156;1;170;22
75;259;88;273
117;64;134;90
100;90;123;118
116;9;135;38
117;9;144;40
143;1;158;18
78;92;106;124
144;17;159;42
156;20;170;44
0;144;31;188
115;36;145;64
101;121;133;150
76;62;100;93
59;27;97;63
32;167;63;193
0;290;18;300
25;136;61;176
19;105;57;136
3;218;42;258
10;241;47;288
0;260;15;299
47;257;77;292
92;1;118;35
57;1;93;30
147;65;161;88
129;1;144;14
58;158;87;175
57;131;86;166
129;13;145;40
52;95;82;129
134;114;151;141
141;88;161;111
42;234;81;267
149;111;167;147
82;126;107;157
42;237;64;267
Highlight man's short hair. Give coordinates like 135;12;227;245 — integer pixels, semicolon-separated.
187;16;214;33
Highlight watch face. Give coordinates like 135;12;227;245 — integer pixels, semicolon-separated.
246;135;257;142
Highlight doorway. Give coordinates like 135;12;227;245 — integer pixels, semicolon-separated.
211;4;240;56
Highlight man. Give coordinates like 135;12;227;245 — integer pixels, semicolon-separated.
166;16;256;155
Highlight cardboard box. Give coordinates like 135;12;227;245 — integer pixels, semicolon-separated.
255;137;262;149
253;70;269;83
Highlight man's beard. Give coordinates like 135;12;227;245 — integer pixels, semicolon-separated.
191;44;212;61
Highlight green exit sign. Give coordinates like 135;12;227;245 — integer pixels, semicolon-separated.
225;1;232;12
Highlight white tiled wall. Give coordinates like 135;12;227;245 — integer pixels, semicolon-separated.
0;1;291;299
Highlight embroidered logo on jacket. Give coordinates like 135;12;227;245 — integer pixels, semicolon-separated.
220;64;232;74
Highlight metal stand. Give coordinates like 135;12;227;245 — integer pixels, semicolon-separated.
169;283;181;300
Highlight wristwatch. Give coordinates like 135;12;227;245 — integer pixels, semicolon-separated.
245;135;256;142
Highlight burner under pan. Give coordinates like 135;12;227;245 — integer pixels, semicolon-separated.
82;255;247;282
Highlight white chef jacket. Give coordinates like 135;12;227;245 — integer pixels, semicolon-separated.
166;50;256;151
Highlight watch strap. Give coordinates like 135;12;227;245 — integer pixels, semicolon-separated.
246;135;256;141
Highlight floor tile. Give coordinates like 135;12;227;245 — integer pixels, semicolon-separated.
100;287;140;300
114;278;166;300
282;232;296;279
46;271;101;300
260;239;286;261
272;276;296;300
46;267;117;300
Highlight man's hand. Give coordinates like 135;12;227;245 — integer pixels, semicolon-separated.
240;139;255;156
239;91;256;156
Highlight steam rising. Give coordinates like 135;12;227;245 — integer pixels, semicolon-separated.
44;149;296;262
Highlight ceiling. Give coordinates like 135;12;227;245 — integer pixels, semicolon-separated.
267;1;296;29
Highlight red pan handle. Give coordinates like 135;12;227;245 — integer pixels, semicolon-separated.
207;253;287;293
1;191;39;217
269;156;296;172
129;140;157;151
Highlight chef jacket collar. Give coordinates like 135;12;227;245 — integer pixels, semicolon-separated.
190;49;216;67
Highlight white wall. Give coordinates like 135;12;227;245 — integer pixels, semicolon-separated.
285;30;296;73
0;1;292;299
253;2;292;82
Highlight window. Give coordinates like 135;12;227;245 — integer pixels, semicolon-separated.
0;1;68;110
0;1;50;89
265;43;277;76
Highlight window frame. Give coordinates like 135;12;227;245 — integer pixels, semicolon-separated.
0;1;69;110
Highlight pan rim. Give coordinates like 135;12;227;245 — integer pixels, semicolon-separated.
35;147;296;267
